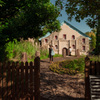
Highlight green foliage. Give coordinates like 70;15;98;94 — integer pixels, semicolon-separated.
4;39;50;61
91;35;96;49
0;0;23;23
5;39;15;59
49;58;85;75
0;0;61;43
42;20;61;35
85;31;96;50
54;54;62;57
40;49;49;60
90;56;100;62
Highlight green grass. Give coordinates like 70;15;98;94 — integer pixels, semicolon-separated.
54;54;62;57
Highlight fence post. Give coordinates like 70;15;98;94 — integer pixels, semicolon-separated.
21;52;27;62
75;49;80;57
34;51;40;100
85;56;91;100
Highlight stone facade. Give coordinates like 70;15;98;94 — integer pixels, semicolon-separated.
39;21;90;56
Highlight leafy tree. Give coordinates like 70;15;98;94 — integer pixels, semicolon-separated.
91;35;96;50
0;0;60;44
0;0;24;23
85;31;96;37
42;20;61;35
56;0;100;55
85;31;96;51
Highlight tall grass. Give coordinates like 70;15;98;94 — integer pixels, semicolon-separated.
5;39;49;61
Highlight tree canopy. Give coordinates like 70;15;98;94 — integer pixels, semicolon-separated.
56;0;100;54
0;0;24;23
0;0;61;44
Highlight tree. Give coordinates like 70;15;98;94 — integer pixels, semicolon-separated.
42;20;61;35
0;0;24;23
85;31;96;50
91;35;96;50
0;0;60;44
56;0;100;55
85;31;96;37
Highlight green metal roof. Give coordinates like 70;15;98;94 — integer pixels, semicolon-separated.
39;32;51;41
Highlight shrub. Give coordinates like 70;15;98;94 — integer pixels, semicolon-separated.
49;58;85;75
90;55;100;61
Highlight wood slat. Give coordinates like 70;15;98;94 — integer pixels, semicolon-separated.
2;62;7;100
16;62;20;99
96;62;100;75
12;62;16;100
90;61;95;75
30;62;34;100
85;56;90;100
21;62;24;100
0;62;2;99
34;57;40;100
7;62;11;99
25;62;28;99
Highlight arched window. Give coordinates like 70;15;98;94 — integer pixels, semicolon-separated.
72;35;75;40
63;34;66;39
72;45;75;49
83;46;85;51
55;45;58;49
55;35;58;40
82;38;85;43
45;39;48;43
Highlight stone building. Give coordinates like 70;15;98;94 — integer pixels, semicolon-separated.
39;21;90;56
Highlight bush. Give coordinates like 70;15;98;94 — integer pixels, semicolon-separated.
40;49;49;60
90;55;100;61
49;58;85;75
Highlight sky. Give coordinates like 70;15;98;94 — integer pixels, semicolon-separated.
50;0;92;33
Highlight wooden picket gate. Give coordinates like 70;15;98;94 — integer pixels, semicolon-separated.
85;56;100;100
0;56;40;100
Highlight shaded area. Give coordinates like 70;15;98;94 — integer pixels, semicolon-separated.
40;57;85;100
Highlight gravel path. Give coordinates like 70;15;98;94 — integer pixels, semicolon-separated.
40;57;85;100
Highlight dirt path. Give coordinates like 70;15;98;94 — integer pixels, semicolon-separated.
40;57;85;100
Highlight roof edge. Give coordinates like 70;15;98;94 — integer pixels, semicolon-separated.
63;21;91;39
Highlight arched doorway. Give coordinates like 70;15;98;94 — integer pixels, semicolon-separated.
62;48;68;57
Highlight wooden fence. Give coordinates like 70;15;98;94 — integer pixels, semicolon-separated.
85;56;100;100
0;56;40;100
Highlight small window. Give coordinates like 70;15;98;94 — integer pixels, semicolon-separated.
83;46;85;51
55;35;58;40
45;39;48;43
55;45;58;49
82;38;85;43
72;45;75;49
72;35;75;40
63;34;66;39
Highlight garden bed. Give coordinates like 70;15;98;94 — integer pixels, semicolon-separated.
49;58;85;75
